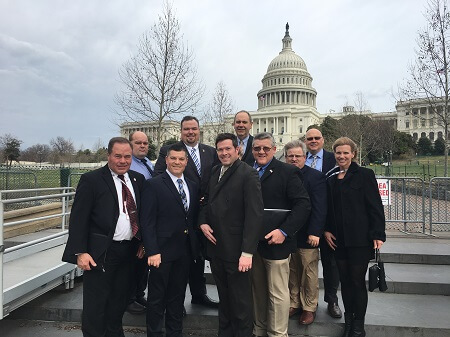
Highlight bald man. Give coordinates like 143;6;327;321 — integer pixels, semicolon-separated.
305;128;342;319
126;131;155;314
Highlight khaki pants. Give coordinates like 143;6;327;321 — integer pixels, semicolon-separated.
288;248;319;312
252;252;290;337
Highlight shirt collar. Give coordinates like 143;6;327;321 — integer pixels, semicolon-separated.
309;148;324;159
184;143;199;151
166;169;185;184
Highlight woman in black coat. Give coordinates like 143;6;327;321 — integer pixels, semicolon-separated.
324;137;386;337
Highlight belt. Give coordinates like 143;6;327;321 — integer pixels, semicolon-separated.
112;239;132;244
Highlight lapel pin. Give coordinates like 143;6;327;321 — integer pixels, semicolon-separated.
269;169;273;173
133;178;136;181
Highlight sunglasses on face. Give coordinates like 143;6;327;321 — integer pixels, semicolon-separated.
306;136;322;141
252;146;273;153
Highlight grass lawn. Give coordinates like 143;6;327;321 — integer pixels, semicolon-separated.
366;155;448;179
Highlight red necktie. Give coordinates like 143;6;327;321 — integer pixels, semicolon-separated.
118;174;139;239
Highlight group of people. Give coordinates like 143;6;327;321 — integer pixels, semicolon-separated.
62;110;386;337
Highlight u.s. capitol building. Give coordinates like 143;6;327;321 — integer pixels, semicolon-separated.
121;24;446;147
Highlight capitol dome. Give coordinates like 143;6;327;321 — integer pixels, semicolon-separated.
249;23;320;147
257;23;317;110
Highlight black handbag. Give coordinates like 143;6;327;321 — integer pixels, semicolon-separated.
368;249;388;292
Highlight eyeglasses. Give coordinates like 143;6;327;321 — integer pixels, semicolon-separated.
252;146;273;153
286;154;305;159
306;136;322;141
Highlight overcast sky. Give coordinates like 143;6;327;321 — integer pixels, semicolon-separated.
0;0;426;149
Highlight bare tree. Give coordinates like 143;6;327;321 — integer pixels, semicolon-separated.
50;136;75;167
21;144;51;165
114;1;204;152
353;91;371;113
201;81;234;139
399;0;450;176
0;134;22;168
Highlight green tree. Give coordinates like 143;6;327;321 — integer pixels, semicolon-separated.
434;136;446;155
148;141;157;160
393;131;416;157
0;134;22;167
417;137;433;155
318;116;340;150
163;138;178;147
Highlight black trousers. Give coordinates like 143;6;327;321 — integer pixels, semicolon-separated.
319;238;340;304
82;240;134;337
128;253;149;303
210;256;253;337
146;251;190;337
188;230;207;298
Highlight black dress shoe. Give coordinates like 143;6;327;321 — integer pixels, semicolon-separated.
135;296;147;307
126;301;146;314
327;302;342;318
191;294;219;308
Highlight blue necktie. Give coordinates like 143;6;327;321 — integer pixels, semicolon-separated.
190;148;201;176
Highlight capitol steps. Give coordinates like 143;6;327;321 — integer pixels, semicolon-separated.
6;234;450;337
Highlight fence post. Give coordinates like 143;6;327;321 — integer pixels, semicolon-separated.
402;179;407;232
0;196;4;319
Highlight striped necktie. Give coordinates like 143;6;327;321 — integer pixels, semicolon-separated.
310;155;318;170
190;148;201;176
177;178;189;212
117;174;139;238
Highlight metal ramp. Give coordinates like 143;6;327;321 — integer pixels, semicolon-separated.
1;188;78;319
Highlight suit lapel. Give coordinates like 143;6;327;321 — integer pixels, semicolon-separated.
198;144;208;177
210;160;240;200
260;159;277;182
184;143;201;178
128;171;140;206
102;165;119;207
162;172;186;212
242;135;253;161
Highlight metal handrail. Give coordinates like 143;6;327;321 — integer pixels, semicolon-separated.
5;231;68;254
1;192;75;204
1;187;76;319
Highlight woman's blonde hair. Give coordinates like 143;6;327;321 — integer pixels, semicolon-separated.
332;137;358;162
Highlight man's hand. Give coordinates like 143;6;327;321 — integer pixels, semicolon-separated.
307;235;320;247
373;240;384;249
265;229;286;244
148;254;161;268
136;244;145;259
200;224;217;245
324;231;337;250
77;253;96;271
238;256;252;272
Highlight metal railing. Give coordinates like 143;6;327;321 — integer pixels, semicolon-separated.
428;177;450;234
0;170;37;191
0;187;76;319
377;176;450;235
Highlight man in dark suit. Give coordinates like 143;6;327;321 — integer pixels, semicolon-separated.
305;128;342;319
62;137;145;337
126;131;154;314
141;143;200;337
199;133;264;337
284;140;327;326
232;110;254;166
251;132;311;337
154;116;219;308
